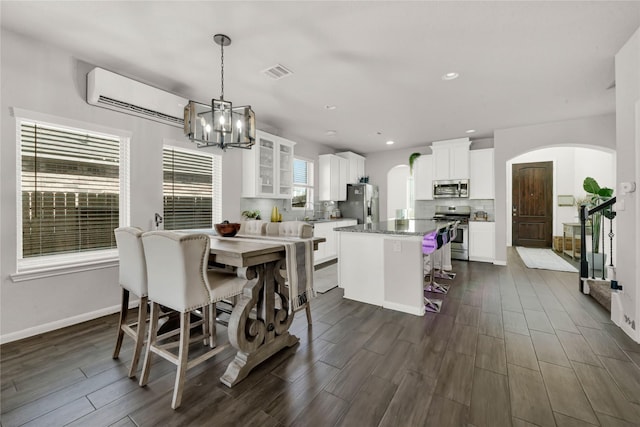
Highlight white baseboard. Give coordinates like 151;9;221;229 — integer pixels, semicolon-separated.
611;292;639;343
383;301;424;316
493;260;507;266
0;300;139;345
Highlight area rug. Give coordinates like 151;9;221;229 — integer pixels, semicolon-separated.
515;247;578;273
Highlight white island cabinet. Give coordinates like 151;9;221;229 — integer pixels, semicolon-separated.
336;220;445;316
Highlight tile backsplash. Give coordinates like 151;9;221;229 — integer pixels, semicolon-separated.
415;199;495;221
239;198;338;221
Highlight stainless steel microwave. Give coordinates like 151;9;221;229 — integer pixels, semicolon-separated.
433;179;469;198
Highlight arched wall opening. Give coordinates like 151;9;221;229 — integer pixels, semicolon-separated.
506;145;616;253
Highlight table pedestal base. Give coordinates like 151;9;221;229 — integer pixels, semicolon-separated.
220;259;297;387
220;332;298;387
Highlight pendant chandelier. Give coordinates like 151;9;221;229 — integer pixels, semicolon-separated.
184;34;256;150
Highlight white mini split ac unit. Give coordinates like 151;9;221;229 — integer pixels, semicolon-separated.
86;67;188;128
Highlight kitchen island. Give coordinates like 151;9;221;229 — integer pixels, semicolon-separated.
335;220;449;316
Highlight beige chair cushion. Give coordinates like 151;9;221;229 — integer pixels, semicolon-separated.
239;220;268;236
265;221;313;238
115;227;147;297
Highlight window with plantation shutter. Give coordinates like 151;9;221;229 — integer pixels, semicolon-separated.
163;147;221;230
292;157;313;208
19;121;127;261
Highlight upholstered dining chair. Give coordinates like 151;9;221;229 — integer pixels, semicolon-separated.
139;231;248;409
113;226;149;378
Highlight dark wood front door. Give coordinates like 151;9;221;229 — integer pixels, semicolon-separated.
512;161;553;248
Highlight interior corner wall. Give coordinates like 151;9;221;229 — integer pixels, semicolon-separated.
0;29;246;341
614;26;640;342
494;114;616;264
364;146;423;221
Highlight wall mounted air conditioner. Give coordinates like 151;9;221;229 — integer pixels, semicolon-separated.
87;67;188;128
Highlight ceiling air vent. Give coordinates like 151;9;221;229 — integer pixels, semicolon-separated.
262;64;293;80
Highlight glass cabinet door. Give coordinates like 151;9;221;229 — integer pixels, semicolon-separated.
279;143;292;196
259;137;275;196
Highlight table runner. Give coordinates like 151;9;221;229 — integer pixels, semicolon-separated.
239;235;315;313
213;234;315;314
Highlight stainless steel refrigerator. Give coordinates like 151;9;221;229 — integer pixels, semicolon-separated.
338;183;379;224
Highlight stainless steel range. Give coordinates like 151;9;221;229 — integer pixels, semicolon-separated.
433;205;471;261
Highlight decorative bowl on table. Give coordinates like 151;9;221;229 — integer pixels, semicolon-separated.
214;221;241;237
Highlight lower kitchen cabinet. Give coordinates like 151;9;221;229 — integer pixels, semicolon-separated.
313;219;357;265
469;221;495;263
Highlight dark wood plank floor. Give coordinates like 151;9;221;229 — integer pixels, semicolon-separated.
2;248;640;427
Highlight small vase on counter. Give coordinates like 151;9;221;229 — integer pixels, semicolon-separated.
271;206;280;222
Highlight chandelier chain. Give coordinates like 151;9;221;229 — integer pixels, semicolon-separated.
220;41;224;99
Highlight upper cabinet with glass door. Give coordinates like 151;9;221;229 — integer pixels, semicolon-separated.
242;130;295;198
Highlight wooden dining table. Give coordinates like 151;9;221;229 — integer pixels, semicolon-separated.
206;234;323;387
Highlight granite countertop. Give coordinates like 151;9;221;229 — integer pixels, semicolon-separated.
334;219;451;236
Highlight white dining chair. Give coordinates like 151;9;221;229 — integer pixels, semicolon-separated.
138;231;248;409
113;226;149;378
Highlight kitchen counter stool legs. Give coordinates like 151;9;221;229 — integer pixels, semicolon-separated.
435;221;460;280
424;227;451;295
422;230;444;313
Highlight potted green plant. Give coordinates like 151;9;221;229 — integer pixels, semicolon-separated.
241;209;261;220
409;152;421;175
582;177;614;271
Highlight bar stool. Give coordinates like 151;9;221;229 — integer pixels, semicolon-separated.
434;221;459;281
113;227;150;378
424;226;451;294
422;229;444;313
139;231;249;409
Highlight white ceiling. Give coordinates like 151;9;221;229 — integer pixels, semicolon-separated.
2;1;639;154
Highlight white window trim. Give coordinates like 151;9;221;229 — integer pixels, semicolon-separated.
11;108;131;280
292;155;314;210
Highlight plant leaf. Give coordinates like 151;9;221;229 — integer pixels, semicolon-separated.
583;177;600;195
598;187;614;198
409;152;421;174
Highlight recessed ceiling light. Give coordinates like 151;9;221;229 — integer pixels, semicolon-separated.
442;72;459;81
324;105;337;110
386;140;395;145
465;129;476;134
326;130;337;136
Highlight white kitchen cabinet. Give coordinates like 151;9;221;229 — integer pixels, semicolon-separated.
336;151;366;184
242;130;295;198
314;219;357;265
469;221;495;263
413;154;433;200
469;148;495;199
431;138;471;180
318;154;347;201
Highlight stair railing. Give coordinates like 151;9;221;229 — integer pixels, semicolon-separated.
579;197;616;292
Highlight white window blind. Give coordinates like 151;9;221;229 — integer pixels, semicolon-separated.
163;147;221;230
292;157;313;208
20;122;122;258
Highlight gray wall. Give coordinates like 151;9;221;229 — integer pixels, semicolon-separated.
0;29;330;340
614;27;639;339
